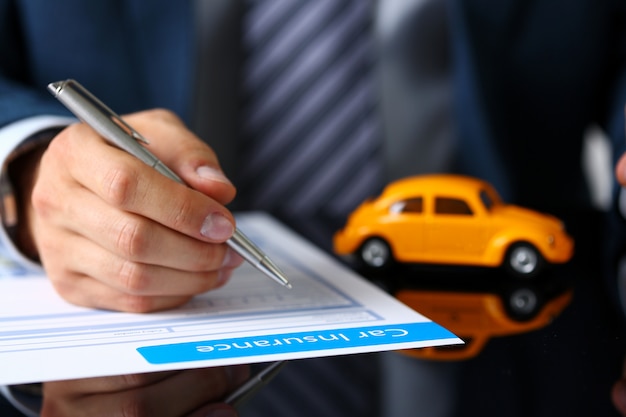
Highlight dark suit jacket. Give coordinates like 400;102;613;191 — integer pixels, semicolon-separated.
1;0;624;213
2;2;626;415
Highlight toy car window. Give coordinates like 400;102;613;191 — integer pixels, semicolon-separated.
435;197;473;216
480;189;494;211
390;197;423;214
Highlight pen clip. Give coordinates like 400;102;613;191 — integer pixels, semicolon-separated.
83;87;150;146
57;79;150;146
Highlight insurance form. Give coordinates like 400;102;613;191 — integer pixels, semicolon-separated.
0;213;461;385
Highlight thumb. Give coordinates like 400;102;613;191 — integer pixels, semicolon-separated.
125;109;237;205
175;148;236;206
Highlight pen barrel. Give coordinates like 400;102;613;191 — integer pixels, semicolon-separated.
226;228;265;265
48;80;182;183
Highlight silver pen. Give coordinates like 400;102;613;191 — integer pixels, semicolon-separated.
47;79;291;289
225;361;287;407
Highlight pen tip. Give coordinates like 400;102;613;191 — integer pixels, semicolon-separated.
259;258;292;289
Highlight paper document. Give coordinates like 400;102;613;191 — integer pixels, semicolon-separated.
0;213;461;385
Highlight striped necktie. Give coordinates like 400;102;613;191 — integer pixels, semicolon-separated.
236;2;383;417
236;0;384;250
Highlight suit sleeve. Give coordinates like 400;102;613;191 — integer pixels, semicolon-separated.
0;0;69;128
0;0;77;272
0;116;75;273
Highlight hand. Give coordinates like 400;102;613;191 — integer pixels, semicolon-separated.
20;109;243;312
41;365;250;417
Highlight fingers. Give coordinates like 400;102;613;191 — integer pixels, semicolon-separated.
42;185;238;272
123;109;236;205
53;277;195;313
33;181;241;311
43;237;238;312
42;366;250;417
48;123;235;243
33;178;241;312
29;110;243;312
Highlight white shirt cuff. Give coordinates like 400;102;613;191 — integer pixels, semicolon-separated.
0;116;76;273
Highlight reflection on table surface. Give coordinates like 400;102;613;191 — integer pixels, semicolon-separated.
396;283;572;361
360;258;576;359
351;210;626;416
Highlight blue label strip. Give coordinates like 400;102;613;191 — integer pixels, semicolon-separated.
137;322;456;364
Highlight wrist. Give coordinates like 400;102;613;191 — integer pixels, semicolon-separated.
4;128;62;261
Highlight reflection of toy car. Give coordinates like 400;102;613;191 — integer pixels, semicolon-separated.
333;174;574;277
395;287;572;361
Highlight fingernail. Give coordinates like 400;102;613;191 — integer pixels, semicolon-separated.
196;165;233;185
221;248;244;268
200;213;234;241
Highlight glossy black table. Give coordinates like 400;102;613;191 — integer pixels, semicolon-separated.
241;210;626;417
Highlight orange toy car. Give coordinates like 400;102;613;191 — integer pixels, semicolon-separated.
333;174;574;278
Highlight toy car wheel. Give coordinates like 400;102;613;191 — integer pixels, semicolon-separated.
505;242;544;278
505;286;541;321
359;238;393;269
